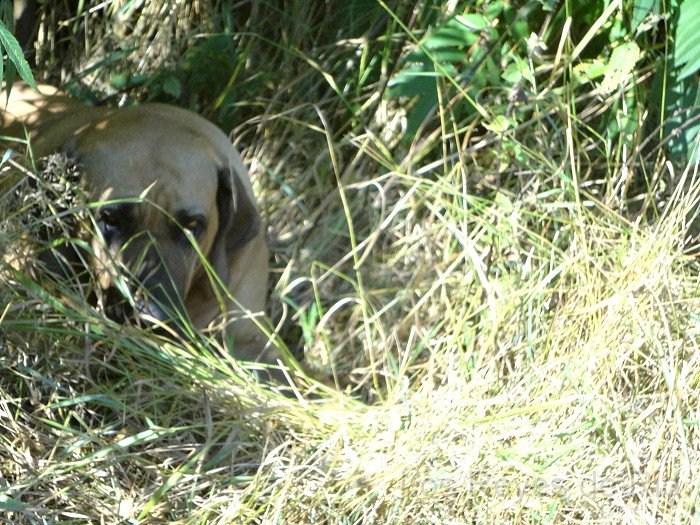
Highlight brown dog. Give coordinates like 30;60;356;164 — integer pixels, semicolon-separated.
2;83;280;373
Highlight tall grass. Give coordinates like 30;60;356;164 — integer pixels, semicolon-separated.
2;1;700;523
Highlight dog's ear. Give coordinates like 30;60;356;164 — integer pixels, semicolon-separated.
213;166;261;264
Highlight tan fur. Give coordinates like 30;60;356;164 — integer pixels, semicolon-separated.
2;83;279;370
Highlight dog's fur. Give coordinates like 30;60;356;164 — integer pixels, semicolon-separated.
2;83;279;370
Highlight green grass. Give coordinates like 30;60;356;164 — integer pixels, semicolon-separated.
2;1;700;523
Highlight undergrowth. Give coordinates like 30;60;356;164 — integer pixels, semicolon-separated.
2;1;700;523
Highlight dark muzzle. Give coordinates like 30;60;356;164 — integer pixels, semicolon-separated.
101;247;187;334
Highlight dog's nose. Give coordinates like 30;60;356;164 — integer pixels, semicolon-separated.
102;286;130;324
135;262;185;319
102;285;171;325
133;292;171;323
100;254;187;334
132;290;187;338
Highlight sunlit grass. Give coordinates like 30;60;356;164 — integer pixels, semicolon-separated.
2;1;700;523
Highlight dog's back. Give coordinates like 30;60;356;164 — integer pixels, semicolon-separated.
1;82;88;138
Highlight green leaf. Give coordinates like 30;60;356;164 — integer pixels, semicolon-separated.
0;19;36;89
675;0;700;80
483;114;513;133
651;51;700;161
407;48;467;64
423;18;478;51
572;60;606;84
631;0;659;33
670;82;700;160
539;0;558;12
161;75;182;98
502;63;522;84
609;15;627;42
0;495;28;511
502;56;534;86
455;14;488;31
485;1;506;21
599;42;641;94
0;36;4;93
387;63;443;98
110;72;130;90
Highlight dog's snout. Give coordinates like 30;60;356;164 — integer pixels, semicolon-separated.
100;239;188;330
134;261;185;323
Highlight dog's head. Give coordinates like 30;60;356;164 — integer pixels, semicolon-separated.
37;104;261;327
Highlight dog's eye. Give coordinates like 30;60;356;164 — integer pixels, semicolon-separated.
97;206;126;239
182;215;206;239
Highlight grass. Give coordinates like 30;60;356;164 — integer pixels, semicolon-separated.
2;1;700;523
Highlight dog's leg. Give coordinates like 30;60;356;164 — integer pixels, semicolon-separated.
222;233;288;382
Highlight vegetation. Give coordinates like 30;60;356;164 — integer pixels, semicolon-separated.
2;0;700;522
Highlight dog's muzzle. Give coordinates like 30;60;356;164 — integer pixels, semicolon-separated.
101;245;187;333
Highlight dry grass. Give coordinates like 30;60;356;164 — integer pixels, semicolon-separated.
2;1;700;523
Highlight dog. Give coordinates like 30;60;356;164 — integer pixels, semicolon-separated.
1;83;281;376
